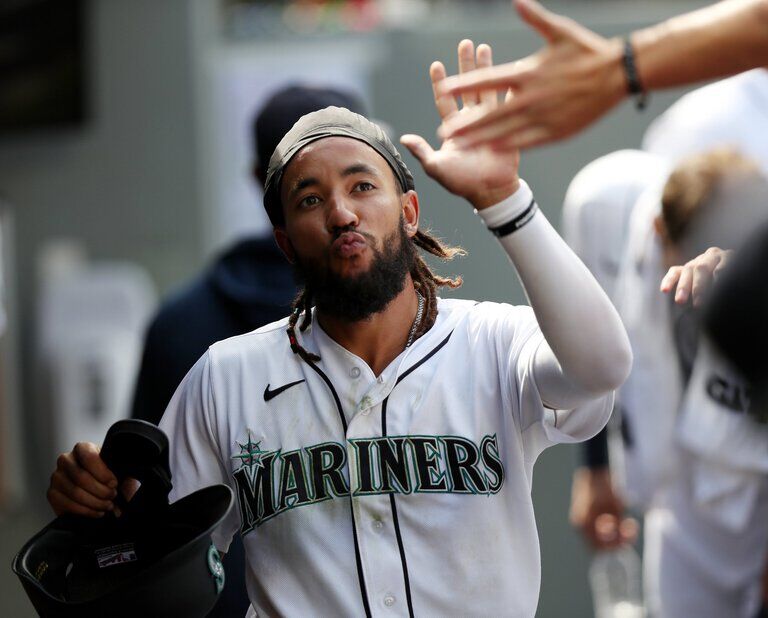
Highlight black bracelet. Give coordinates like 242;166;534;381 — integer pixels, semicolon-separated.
622;38;649;111
489;198;538;237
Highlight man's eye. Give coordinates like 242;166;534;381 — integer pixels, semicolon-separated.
299;195;320;208
354;182;374;192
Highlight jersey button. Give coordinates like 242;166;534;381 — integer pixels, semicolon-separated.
372;518;384;531
384;595;396;607
350;367;361;378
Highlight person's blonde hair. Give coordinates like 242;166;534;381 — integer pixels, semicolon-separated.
661;148;759;244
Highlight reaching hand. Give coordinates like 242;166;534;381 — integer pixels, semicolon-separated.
570;467;638;550
660;247;732;307
433;0;626;150
400;40;521;210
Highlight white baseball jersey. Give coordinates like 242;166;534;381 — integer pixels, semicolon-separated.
643;339;768;618
160;298;612;617
639;69;768;617
643;69;768;174
562;149;668;302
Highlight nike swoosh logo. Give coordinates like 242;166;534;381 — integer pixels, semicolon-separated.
263;379;305;402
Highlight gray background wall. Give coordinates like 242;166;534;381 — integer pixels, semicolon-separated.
0;1;708;615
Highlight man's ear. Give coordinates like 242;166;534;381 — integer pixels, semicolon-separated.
653;215;667;242
402;190;420;238
273;228;296;263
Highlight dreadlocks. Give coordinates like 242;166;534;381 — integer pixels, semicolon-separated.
286;228;465;365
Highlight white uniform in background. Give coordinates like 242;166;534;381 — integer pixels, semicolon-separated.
643;69;768;174
631;76;768;617
644;339;768;618
615;175;768;618
562;149;668;300
159;297;612;617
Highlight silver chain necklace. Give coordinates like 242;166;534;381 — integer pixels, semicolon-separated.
405;293;425;348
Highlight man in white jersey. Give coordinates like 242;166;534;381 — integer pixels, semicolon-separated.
47;42;631;616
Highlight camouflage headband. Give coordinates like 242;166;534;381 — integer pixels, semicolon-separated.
263;106;415;227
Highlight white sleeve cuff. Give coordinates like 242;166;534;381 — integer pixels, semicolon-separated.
474;179;534;229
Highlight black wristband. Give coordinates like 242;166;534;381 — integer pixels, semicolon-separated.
488;198;538;237
622;38;648;111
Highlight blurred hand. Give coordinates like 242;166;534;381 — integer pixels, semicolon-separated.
660;247;732;307
570;466;638;549
434;0;626;150
400;39;521;210
48;442;118;518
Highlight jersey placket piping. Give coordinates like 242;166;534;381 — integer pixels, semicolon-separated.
302;359;373;618
380;330;454;618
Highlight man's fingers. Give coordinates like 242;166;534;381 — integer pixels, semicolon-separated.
594;513;624;547
400;134;435;168
437;61;531;99
74;442;118;488
711;247;732;277
691;262;714;307
619;517;639;544
430;61;459;121
475;44;497;109
60;450;117;500
47;487;108;519
457;39;480;108
441;101;519;143
451;107;536;150
713;260;729;276
675;266;693;304
50;470;115;512
508;126;552;150
440;87;540;140
514;0;570;43
660;266;683;293
581;523;602;548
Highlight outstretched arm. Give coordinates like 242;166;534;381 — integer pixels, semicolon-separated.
433;0;768;150
401;40;631;408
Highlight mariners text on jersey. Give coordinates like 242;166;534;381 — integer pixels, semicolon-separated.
233;433;505;531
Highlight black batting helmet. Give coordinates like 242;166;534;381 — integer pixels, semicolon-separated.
13;420;234;617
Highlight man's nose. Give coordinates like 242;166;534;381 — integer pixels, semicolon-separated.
325;194;359;231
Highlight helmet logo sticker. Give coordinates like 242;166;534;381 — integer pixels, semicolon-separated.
207;544;225;594
96;543;138;568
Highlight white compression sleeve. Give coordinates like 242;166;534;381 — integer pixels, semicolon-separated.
476;180;632;409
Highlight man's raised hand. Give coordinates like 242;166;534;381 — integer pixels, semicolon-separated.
400;40;521;210
433;0;625;150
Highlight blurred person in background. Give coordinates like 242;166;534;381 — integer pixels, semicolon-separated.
130;84;367;617
646;155;768;618
566;59;768;612
562;150;668;549
572;148;768;617
434;0;768;150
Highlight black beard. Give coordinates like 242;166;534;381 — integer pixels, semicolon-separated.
293;220;417;322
